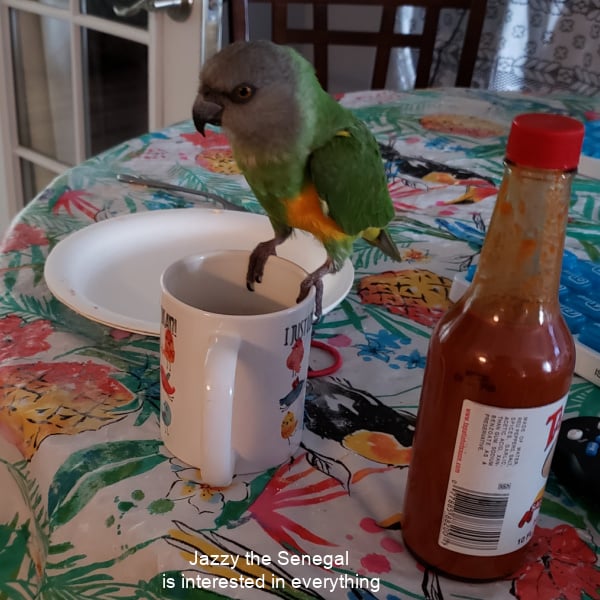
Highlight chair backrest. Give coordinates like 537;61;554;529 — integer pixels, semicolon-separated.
227;0;487;91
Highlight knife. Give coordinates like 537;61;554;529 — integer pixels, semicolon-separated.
117;173;247;212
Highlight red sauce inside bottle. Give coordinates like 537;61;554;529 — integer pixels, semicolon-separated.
402;114;583;580
402;299;575;580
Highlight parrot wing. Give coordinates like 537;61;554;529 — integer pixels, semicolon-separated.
309;118;394;236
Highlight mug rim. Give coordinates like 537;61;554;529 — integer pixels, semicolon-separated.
160;249;316;320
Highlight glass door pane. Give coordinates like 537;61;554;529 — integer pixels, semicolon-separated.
20;159;57;203
83;29;148;156
10;8;76;165
80;0;147;28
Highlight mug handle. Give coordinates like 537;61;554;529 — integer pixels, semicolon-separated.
200;334;241;487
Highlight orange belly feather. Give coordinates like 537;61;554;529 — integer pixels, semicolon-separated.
284;184;347;243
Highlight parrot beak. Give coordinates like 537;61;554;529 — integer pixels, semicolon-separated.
192;98;223;136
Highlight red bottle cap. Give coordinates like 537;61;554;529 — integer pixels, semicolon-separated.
505;113;585;170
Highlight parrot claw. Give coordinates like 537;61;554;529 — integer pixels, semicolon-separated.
297;277;323;320
246;238;282;291
297;258;334;321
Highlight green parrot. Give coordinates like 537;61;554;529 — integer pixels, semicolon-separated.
192;40;401;317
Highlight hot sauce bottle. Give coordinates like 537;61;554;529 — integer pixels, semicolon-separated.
402;113;585;580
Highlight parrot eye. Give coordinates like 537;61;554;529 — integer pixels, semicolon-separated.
231;84;255;103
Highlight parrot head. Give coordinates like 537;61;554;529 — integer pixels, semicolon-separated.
192;40;319;158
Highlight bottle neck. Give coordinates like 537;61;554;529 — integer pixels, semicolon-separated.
467;161;574;319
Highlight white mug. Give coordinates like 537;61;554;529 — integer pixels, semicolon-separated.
159;250;315;487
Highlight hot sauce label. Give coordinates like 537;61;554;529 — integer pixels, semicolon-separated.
438;396;567;556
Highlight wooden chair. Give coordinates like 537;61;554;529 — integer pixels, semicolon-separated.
227;0;487;90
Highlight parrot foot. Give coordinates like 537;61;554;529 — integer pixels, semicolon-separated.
297;258;334;320
298;277;324;320
246;238;282;291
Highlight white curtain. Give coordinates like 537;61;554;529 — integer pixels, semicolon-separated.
389;0;600;96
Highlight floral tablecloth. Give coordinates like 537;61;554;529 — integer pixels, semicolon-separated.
1;88;599;600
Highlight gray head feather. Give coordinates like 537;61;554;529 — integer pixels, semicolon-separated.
194;41;316;162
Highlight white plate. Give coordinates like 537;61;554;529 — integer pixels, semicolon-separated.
44;209;354;336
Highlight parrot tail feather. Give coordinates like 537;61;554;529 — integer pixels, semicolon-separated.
364;227;403;263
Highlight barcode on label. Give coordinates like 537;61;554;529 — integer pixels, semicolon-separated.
440;485;509;551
